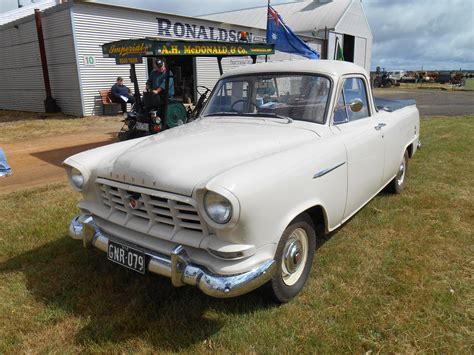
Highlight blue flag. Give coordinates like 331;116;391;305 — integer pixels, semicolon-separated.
266;5;320;60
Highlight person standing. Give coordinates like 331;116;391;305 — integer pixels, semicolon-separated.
111;76;135;113
146;59;174;105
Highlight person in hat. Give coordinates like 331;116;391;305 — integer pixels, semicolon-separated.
111;76;135;113
146;59;174;101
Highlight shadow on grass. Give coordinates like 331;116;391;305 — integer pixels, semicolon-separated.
31;137;117;168
0;236;275;350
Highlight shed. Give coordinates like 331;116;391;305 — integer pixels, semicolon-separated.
0;0;372;116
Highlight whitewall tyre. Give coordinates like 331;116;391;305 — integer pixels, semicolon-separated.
390;150;409;194
269;213;316;303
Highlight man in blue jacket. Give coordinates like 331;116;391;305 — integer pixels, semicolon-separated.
111;76;135;113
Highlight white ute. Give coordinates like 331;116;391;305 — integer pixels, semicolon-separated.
65;60;420;302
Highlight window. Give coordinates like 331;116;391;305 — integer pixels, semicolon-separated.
334;77;370;124
203;74;331;124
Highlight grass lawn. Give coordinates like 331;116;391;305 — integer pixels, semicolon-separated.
0;110;121;144
0;116;473;353
464;79;474;91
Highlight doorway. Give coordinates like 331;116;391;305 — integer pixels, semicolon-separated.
343;34;355;63
146;56;195;103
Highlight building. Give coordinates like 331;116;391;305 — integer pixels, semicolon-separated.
201;0;372;70
0;0;372;116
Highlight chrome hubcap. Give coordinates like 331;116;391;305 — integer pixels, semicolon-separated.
281;228;309;286
397;158;406;186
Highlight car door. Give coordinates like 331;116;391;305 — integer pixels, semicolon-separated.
331;76;386;220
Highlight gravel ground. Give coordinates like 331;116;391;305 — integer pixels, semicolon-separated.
373;88;474;116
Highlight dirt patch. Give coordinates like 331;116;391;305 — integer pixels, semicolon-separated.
0;123;121;195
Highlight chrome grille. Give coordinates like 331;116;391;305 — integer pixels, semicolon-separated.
98;182;205;234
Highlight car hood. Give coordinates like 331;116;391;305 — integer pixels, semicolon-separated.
96;118;318;196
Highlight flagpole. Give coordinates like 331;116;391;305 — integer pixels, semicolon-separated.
265;0;270;62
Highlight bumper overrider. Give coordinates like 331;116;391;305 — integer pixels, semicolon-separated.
69;215;276;298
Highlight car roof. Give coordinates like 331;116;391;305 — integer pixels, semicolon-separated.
221;59;369;79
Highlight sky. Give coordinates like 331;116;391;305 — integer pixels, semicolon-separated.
1;0;473;70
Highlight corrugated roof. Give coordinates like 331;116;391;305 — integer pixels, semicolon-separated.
0;0;59;26
199;0;352;34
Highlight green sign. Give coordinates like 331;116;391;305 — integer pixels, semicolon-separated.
102;39;274;65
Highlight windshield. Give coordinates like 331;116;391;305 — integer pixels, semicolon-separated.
202;74;331;124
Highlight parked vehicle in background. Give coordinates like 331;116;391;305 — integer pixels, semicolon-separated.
374;67;395;88
451;72;465;86
64;60;420;303
389;70;406;82
436;71;452;84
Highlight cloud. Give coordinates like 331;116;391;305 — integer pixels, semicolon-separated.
364;0;474;70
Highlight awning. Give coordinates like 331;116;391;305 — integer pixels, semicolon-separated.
102;38;275;65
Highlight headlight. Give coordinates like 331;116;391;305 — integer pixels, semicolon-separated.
70;167;84;190
204;191;232;224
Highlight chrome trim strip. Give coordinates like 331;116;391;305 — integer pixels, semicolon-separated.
313;162;346;179
69;215;276;298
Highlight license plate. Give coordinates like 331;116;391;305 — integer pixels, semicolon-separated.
135;122;149;131
107;240;146;274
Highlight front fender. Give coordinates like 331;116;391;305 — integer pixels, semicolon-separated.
203;138;347;251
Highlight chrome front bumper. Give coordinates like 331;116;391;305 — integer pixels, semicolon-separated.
69;215;276;298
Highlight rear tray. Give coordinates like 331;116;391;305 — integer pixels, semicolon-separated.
374;98;416;112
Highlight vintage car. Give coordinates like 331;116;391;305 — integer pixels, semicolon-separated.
65;60;420;302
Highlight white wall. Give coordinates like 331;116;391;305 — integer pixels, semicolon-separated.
334;0;372;72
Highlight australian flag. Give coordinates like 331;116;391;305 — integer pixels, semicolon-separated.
266;5;320;60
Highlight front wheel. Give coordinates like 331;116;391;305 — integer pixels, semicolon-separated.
268;214;316;303
389;150;408;194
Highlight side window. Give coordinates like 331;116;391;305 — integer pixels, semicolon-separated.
343;78;369;121
333;77;370;124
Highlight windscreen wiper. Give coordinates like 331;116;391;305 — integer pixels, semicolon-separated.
203;112;239;117
242;112;293;123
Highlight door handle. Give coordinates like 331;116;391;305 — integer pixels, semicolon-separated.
374;123;387;131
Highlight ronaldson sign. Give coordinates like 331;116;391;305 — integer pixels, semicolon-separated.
156;17;255;42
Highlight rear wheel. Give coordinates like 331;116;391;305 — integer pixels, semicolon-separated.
268;214;316;303
389;150;408;194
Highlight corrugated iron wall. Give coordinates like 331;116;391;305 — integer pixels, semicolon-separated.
72;3;152;116
0;4;82;115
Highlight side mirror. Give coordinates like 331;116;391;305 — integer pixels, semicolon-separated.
349;98;363;113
